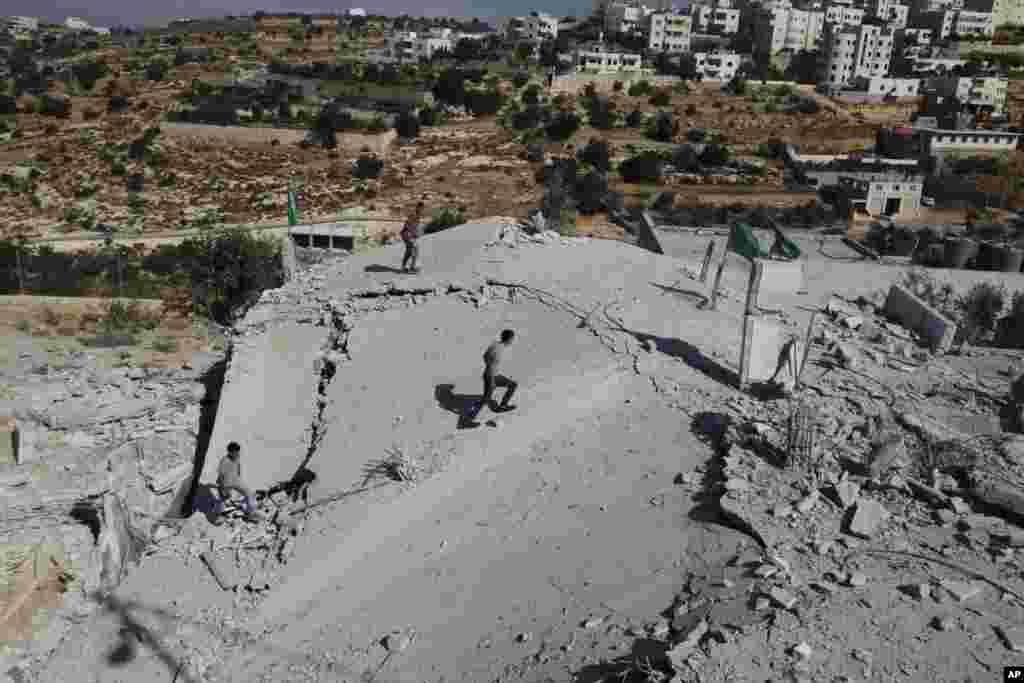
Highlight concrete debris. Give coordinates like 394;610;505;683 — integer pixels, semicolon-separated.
867;436;907;479
381;629;415;653
847;499;890;538
995;625;1024;653
940;580;983;603
582;616;604;630
792;642;813;661
847;572;868;588
833;480;860;508
768;587;798;610
931;615;956;631
904;583;931;601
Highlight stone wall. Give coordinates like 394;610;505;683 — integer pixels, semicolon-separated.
550;73;682;95
161;123;398;156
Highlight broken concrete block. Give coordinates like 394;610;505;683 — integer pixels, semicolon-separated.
751;258;806;309
795;491;819;514
739;315;791;385
931;615;955;631
941;580;983;602
868;436;908;479
768;587;798;610
725;477;751;492
834;480;860;508
903;583;930;601
835;343;861;370
847;499;890;538
792;642;813;661
996;625;1024;653
883;285;958;353
847;572;868;587
581;616;604;630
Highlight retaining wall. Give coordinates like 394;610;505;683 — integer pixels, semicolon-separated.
161;122;398;155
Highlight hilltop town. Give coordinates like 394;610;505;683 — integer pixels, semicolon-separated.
2;3;1024;683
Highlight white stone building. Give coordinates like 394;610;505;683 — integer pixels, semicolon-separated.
63;17;92;31
853;75;922;95
927;74;1008;112
693;51;742;80
3;16;39;33
605;1;647;33
916;127;1020;153
694;1;741;35
647;12;693;52
754;5;826;53
952;9;993;36
574;46;645;72
508;12;559;42
825;2;866;26
819;22;895;88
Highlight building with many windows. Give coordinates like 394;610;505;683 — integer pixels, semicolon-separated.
819;20;895;88
825;2;866;26
693;50;742;80
574;45;645;72
693;0;741;34
604;1;647;33
952;9;993;36
927;75;1008;112
753;4;826;53
647;11;693;52
507;11;559;42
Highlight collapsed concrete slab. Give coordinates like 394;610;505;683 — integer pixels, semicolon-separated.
751;258;805;310
883;284;958;352
200;322;328;494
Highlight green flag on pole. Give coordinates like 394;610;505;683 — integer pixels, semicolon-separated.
728;223;768;261
287;189;299;226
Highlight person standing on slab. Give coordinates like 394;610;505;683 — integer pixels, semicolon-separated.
400;201;424;273
467;329;518;422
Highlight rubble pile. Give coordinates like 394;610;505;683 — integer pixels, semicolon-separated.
622;289;1024;682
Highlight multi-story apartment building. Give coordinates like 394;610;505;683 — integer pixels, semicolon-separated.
927;74;1008;111
604;1;647;33
574;45;645;72
507;11;559;42
694;1;742;35
952;9;994;35
819;20;895;88
913;8;956;38
647;12;693;52
63;17;92;31
3;16;39;33
754;4;826;53
825;1;867;26
872;1;911;27
693;51;742;79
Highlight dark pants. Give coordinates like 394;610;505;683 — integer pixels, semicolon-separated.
468;372;517;419
402;240;419;271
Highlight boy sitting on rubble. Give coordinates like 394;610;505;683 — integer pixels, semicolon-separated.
216;441;264;523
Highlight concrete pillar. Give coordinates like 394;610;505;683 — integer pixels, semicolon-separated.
0;417;15;465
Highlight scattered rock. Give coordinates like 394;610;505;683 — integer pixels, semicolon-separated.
940;580;983;602
836;343;861;370
834;480;860;508
931;615;956;631
847;572;868;588
847;499;890;538
581;616;604;630
950;497;971;515
514;632;531;643
792;642;813;661
995;625;1024;652
795;491;819;514
904;583;930;601
381;630;414;653
933;509;956;525
725;477;751;492
768;587;798;610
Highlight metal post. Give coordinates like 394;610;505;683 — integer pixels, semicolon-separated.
699;239;716;283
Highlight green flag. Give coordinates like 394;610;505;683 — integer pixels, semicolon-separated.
728;223;768;261
287;189;298;226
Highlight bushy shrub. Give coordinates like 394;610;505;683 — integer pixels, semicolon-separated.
395;110;420;139
0;95;17;115
522;83;543;106
425;206;467;234
647;111;677;142
537;156;578;186
958;282;1006;344
545;111;581;141
619;151;663;184
699;142;731;166
418;107;437;126
353;153;384;179
39;95;71;118
513;105;546;130
144;61;167;82
649;89;671;107
512;72;530;89
578;138;611;173
671;143;699;172
625;109;644;128
628;80;654;97
108;95;129;112
574;171;608;214
467;90;502;116
525;142;544;162
587;96;616;129
365;115;388;133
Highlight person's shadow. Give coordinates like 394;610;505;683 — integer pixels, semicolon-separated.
364;264;407;274
435;383;487;429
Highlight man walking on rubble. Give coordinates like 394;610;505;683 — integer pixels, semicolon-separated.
216;441;263;523
400;201;424;274
466;329;518;423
